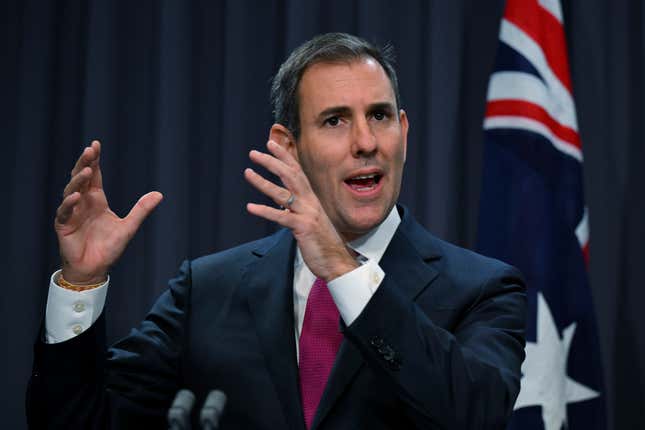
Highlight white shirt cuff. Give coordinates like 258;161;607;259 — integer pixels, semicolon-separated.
327;259;384;326
44;270;109;344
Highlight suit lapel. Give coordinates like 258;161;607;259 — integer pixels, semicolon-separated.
244;229;306;430
377;214;441;301
311;208;442;429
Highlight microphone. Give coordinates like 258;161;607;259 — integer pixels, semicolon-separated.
168;389;196;430
200;390;227;430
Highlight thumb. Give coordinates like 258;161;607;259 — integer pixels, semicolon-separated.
124;191;164;233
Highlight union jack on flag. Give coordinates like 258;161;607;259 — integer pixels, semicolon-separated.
476;0;606;429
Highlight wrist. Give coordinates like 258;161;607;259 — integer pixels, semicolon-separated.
322;258;359;283
60;268;108;286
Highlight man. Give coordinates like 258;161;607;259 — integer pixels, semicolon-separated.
27;33;526;429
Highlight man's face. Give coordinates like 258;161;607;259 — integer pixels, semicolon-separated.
291;58;408;241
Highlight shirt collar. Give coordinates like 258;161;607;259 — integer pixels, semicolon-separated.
295;206;401;267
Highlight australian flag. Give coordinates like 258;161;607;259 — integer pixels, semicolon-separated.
476;0;606;429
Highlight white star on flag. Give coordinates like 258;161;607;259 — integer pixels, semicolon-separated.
514;292;600;430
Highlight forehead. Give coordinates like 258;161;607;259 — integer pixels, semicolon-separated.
297;58;396;115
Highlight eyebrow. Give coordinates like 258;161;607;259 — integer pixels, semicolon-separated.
316;106;352;122
315;102;396;122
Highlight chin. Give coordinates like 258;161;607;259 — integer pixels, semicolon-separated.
339;205;390;237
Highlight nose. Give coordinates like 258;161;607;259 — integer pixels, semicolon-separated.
351;117;377;158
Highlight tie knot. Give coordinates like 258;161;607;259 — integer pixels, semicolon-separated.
313;277;327;289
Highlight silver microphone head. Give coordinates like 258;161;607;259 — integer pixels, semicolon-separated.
200;390;227;429
168;389;196;429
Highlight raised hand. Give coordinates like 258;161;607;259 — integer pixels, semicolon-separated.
55;141;163;285
245;140;358;282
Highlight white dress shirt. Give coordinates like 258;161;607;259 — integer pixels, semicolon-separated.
45;207;401;347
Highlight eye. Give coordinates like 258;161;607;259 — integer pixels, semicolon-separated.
371;109;390;121
324;116;341;127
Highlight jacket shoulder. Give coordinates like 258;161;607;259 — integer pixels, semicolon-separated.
187;229;290;284
400;214;523;294
432;235;520;280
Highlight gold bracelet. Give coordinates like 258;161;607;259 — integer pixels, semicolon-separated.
57;274;105;292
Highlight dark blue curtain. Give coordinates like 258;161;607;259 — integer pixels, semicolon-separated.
5;1;644;428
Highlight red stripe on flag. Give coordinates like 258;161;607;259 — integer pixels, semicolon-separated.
485;99;581;150
582;242;590;266
504;0;572;92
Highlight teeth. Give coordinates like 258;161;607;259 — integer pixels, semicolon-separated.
352;173;377;180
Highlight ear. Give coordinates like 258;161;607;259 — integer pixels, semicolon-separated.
269;124;298;161
399;109;409;163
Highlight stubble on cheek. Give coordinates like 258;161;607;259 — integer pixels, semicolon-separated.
299;151;333;197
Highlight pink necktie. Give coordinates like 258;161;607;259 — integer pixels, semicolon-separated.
298;277;343;429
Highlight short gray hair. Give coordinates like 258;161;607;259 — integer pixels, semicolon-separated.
270;32;401;139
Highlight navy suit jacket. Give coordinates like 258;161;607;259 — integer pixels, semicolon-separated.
27;206;526;429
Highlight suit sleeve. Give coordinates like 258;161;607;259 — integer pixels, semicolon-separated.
26;260;193;429
342;264;527;429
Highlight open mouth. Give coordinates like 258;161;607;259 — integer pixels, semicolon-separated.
344;173;383;192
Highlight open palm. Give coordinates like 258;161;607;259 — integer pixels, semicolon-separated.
55;141;163;284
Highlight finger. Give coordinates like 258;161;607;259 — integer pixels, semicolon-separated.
249;149;289;178
63;167;92;198
266;140;313;194
246;202;296;229
88;140;103;189
266;140;299;169
249;150;305;195
55;192;81;225
123;191;164;235
244;168;292;207
70;140;100;177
